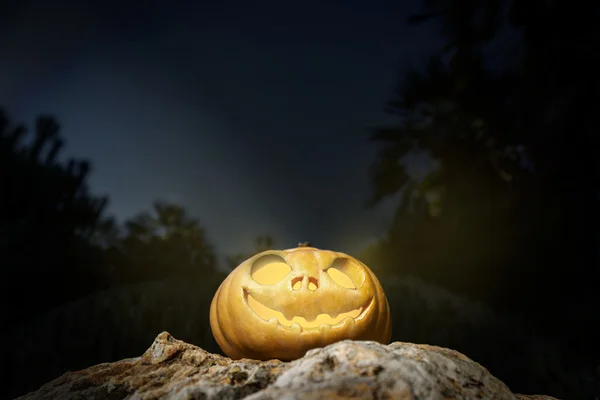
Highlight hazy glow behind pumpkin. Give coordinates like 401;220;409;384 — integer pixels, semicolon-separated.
249;261;362;328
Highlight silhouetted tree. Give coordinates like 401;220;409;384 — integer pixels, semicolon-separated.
365;0;599;351
0;109;114;326
108;201;218;283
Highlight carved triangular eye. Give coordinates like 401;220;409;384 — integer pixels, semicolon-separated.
326;258;365;289
251;255;291;285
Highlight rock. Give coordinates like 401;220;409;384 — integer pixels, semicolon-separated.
17;332;560;400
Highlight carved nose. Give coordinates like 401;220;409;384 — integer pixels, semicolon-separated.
291;276;319;291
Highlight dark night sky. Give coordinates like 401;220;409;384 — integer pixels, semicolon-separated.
1;0;441;261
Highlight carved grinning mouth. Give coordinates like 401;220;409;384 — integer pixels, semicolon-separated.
243;289;373;330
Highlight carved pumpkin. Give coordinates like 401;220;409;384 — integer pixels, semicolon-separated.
209;243;391;361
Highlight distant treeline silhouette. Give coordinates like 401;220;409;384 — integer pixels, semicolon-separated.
0;111;234;327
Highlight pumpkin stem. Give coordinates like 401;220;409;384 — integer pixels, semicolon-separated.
297;241;312;247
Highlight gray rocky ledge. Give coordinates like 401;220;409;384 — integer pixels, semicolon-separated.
17;331;559;400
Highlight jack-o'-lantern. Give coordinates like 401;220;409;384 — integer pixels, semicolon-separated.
209;242;391;361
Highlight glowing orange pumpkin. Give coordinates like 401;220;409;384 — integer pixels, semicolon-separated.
209;243;391;361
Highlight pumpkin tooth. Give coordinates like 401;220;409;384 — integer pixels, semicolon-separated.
340;316;357;332
290;323;302;334
328;312;340;319
319;324;331;334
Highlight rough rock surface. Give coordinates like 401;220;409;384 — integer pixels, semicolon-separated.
17;332;560;400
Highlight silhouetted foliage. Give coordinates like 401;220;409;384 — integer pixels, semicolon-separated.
107;201;219;283
0;111;223;330
365;0;599;363
0;109;114;326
